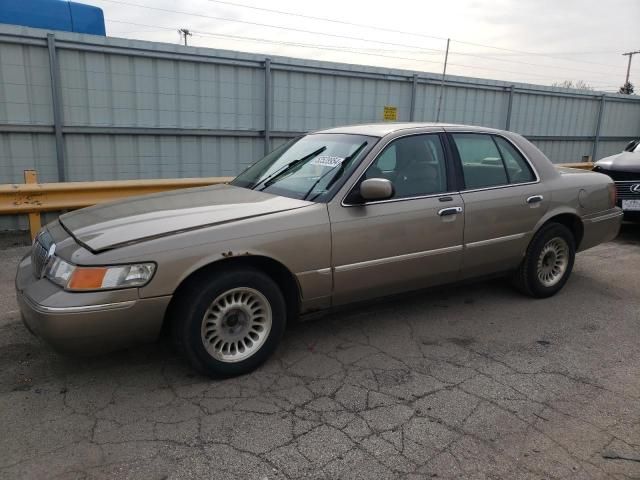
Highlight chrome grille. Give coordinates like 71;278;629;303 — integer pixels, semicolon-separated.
31;230;54;278
614;181;640;200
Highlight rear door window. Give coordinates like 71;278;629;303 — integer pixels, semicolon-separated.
452;133;536;189
493;136;536;183
452;134;508;189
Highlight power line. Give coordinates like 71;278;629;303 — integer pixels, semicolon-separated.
99;0;447;55
109;21;440;55
107;19;446;65
450;40;623;69
205;0;625;70
445;61;613;86
206;0;447;42
126;0;621;79
191;29;445;66
106;19;617;87
448;48;621;77
114;16;634;78
108;28;169;35
100;0;624;75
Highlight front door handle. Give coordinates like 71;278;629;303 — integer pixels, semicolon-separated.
438;206;463;216
526;195;544;204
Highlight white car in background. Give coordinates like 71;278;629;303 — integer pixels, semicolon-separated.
593;139;640;220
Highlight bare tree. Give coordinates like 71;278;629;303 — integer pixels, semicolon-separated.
552;80;595;91
619;82;635;95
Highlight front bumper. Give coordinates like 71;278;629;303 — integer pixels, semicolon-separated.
15;254;171;355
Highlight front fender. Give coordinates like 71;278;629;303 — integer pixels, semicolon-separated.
135;204;332;302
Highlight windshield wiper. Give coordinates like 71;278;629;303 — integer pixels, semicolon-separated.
302;142;368;201
254;146;327;191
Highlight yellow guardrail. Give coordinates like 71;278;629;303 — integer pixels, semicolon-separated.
558;162;594;170
1;164;593;240
0;170;233;239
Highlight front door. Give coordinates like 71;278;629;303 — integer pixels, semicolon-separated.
328;133;465;305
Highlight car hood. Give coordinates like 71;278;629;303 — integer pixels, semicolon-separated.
59;184;312;252
595;151;640;173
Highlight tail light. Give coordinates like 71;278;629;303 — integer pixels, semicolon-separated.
607;182;617;208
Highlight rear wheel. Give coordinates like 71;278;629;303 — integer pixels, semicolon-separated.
171;267;286;377
512;223;576;298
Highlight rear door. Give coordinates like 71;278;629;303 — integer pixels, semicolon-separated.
447;131;549;278
328;132;465;305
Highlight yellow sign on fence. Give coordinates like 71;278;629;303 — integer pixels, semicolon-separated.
383;105;397;121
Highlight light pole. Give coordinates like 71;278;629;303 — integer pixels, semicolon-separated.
178;28;192;46
622;50;640;85
435;38;450;123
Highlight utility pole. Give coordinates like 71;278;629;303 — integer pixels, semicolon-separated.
178;28;192;46
435;38;450;123
622;50;640;84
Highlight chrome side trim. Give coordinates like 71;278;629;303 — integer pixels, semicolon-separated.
335;245;463;272
459;179;540;194
584;209;624;224
297;267;331;276
343;191;459;207
21;294;136;314
465;232;527;249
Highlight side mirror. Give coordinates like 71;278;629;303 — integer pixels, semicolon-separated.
359;178;394;202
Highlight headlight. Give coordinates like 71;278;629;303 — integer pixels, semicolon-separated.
45;257;155;291
46;257;75;287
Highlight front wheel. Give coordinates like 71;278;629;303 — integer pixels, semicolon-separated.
512;223;576;298
171;267;287;377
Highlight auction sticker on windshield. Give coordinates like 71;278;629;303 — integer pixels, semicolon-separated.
310;156;344;167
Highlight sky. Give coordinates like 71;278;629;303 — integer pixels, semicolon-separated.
90;0;640;92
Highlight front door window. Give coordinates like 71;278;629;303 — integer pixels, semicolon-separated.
364;134;448;199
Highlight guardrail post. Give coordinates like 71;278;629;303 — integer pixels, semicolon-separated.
24;170;41;240
47;34;66;182
591;94;606;161
264;57;272;156
410;74;418;121
505;85;515;130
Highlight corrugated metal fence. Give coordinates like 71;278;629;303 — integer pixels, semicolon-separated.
1;24;640;229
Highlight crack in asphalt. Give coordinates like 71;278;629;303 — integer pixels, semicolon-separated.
1;237;639;479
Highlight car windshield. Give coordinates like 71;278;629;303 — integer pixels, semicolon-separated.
231;133;376;202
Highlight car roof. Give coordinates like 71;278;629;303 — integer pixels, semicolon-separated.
314;122;501;137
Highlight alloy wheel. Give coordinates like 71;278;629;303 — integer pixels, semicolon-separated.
200;287;272;363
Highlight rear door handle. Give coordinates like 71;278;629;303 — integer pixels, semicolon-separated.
526;195;544;204
438;206;463;216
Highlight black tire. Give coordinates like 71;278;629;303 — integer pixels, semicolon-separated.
171;266;286;378
512;223;576;298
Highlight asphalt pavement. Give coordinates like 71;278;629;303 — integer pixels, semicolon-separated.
1;225;639;479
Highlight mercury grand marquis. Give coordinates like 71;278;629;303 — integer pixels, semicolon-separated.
16;123;623;377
